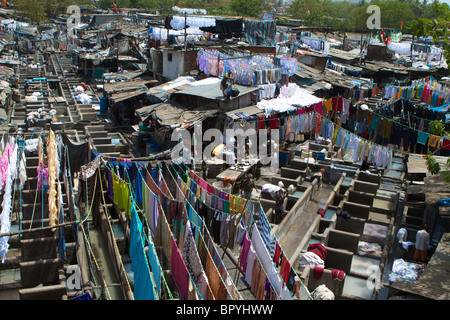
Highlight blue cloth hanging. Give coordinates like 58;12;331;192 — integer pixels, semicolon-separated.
130;203;157;300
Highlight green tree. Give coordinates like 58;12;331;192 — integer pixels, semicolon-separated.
411;2;450;66
230;0;262;17
288;0;325;26
425;120;450;182
14;0;91;24
137;0;158;9
14;0;46;23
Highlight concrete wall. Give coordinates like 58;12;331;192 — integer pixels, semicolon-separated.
162;50;184;80
357;172;381;185
301;265;345;299
20;258;64;287
335;215;366;235
281;167;307;180
324;228;360;253
348;190;374;207
259;198;276;217
353;180;378;194
20;237;58;261
19;268;67;300
323;246;353;274
288;174;347;264
276;179;320;240
343;201;371;220
100;208;134;300
271;175;299;189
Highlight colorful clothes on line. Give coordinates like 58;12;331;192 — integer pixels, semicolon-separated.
130;204;157;300
243;20;276;46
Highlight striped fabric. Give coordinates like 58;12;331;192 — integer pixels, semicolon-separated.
257;209;276;258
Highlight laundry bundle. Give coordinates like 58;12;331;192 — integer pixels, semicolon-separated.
298;243;327;272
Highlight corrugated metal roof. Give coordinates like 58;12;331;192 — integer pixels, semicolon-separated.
172;83;258;100
225;105;263;119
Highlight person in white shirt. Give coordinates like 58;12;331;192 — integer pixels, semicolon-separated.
414;225;430;263
360;44;367;65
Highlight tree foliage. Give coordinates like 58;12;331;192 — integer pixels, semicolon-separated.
425;119;450;182
288;0;326;26
287;0;444;33
411;2;450;66
14;0;91;24
230;0;263;17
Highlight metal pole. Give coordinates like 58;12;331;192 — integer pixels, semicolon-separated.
184;13;187;51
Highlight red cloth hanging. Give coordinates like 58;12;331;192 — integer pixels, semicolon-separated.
337;97;343;112
442;139;450;150
332;97;338;111
269;114;278;129
257;115;266;129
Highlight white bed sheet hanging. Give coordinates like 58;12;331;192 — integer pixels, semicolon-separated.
170;16;216;30
256;83;322;113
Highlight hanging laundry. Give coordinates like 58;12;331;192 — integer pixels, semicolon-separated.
130;203;157;300
243;20;276;46
182;220;210;298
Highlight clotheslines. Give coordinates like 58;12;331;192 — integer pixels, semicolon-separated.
196;49;294;84
95;152;308;300
314;108;440;160
172;162;308;298
228;92;440;151
0;130;71;263
374;98;447;134
412;76;450;97
104;160;241;300
149;26;205;42
326;59;360;76
164;163;267;300
138;164;241;300
384;83;448;107
171;163;298;300
313;110;394;168
105;162;199;300
300;36;330;55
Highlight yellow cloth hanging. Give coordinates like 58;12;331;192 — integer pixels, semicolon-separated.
428;134;440;148
323;99;332;111
229;195;235;214
333;126;339;144
47;130;58;230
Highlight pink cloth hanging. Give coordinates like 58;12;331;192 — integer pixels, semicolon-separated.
171;239;190;300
